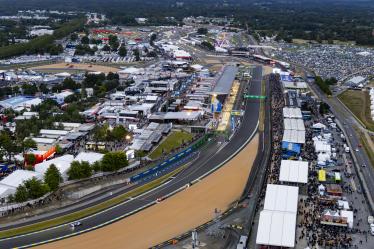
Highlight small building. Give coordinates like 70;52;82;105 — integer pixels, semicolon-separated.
0;96;42;111
51;90;74;104
33;137;57;151
346;76;366;87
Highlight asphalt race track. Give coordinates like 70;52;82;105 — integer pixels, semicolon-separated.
0;66;263;249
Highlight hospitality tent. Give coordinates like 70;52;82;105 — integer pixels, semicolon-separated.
0;170;43;199
279;160;308;184
34;155;74;181
75;152;104;165
256;184;299;248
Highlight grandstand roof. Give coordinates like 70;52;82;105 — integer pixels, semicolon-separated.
211;65;238;95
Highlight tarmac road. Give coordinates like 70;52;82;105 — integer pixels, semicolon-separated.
0;66;263;249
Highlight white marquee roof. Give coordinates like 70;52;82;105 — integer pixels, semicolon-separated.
256;210;297;248
256;184;299;248
283;107;303;119
282;129;305;144
284;118;305;131
279;160;309;184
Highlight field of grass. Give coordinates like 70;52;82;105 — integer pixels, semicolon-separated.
338;90;374;131
149;131;194;160
0;166;186;239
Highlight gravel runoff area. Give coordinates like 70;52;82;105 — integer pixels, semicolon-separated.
30;63;120;73
36;134;259;249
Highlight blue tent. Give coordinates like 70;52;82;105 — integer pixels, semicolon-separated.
282;142;301;159
280;75;293;82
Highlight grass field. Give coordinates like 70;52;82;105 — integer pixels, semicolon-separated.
0;166;186;239
338;90;374;131
149;131;194;160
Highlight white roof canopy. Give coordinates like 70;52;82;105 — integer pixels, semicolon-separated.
279;160;309;184
282;129;305;144
256;210;297;248
256;184;299;248
284;118;305;131
283;107;303;119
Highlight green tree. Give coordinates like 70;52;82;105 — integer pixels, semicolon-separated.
39;83;49;94
62;77;79;90
111;125;128;142
108;35;119;49
67;161;92;180
118;46;127;57
106;72;119;81
24;177;50;199
101;151;128;172
133;48;140;61
14;185;28;202
197;27;208;35
25;153;37;166
81;36;89;44
91;160;102;172
0;131;19;162
22;138;37;152
135;150;146;159
201;41;214;51
55;144;63;154
70;33;78;41
102;44;111;52
149;33;157;46
44;164;62;191
22;83;38;95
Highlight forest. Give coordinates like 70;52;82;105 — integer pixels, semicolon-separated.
0;0;373;45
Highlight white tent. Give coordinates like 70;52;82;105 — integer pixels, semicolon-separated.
54;72;71;78
279;160;309;183
191;64;204;71
312;123;326;130
256;184;299;248
314;141;331;154
263;184;299;212
0;170;43;199
75;152;104;165
35;155;74;181
341;210;354;228
283;107;303;119
118;67;142;75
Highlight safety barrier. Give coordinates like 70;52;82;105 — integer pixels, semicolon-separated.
129;133;213;183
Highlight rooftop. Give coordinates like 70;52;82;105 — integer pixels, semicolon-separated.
211;65;238;95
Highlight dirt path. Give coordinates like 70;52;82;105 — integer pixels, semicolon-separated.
37;134;259;249
31;63;120;74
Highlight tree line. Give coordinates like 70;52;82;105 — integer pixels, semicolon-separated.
0;18;85;59
10;151;129;203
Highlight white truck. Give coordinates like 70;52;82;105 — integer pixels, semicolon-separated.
236;235;248;249
344;144;350;153
369;216;374;235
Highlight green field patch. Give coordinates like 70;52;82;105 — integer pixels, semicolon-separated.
149;131;194;160
338;90;374;131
